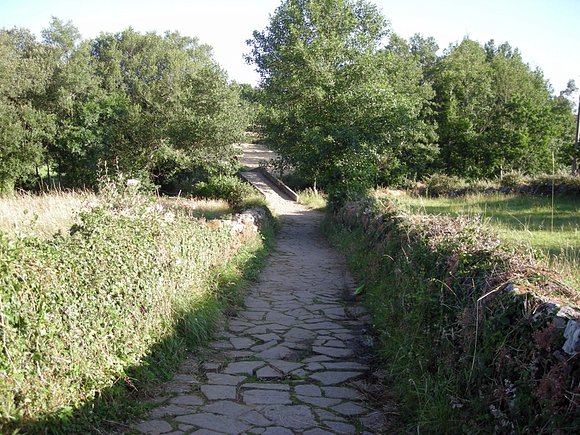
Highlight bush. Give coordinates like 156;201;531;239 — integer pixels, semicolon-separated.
193;175;256;210
425;173;467;197
500;171;527;190
0;186;266;431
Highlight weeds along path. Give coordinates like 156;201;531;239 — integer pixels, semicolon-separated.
131;173;390;434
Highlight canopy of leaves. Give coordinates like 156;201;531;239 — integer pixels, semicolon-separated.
247;0;437;201
433;39;575;178
0;18;249;193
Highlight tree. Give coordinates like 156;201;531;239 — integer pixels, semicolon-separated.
432;38;570;178
247;0;435;201
0;28;53;193
83;29;248;187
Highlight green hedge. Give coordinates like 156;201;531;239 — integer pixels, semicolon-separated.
326;197;579;433
422;172;580;197
0;195;265;431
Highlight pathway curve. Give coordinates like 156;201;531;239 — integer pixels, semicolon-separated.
131;174;389;434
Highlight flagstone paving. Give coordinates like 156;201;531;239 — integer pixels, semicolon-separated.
130;173;390;434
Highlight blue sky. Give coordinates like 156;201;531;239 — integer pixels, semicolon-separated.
0;0;578;93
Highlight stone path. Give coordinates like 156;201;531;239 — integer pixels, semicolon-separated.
131;173;389;434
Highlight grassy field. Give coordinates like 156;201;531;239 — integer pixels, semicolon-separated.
392;192;579;286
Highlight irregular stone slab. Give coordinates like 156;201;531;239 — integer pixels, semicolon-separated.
243;389;291;405
202;362;221;371
294;384;322;397
224;360;265;375
241;410;273;426
206;373;246;385
303;429;334;435
256;345;292;360
241;382;290;391
200;384;237;400
324;420;356;434
266;311;296;324
331;402;368;416
322;362;368;370
310;371;363;385
230;337;256;350
169;394;204;406
256;366;283;379
149;404;196;418
173;374;199;384
262;427;293;435
284;341;309;350
305;362;324;371
296;395;341;407
163;382;193;394
226;350;255;358
242;310;266;320
253;333;281;342
323;339;346;348
259;405;317;430
209;341;233;349
291;369;310;380
135;419;173;434
300;321;342;330
252;340;279;352
314;409;346;422
269;359;303;374
245;325;270;334
190;430;224;435
312;346;353;358
175;413;250;434
322;386;362;399
302;355;334;363
201;400;252;417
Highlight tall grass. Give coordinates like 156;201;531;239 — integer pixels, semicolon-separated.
0;191;97;238
297;188;327;210
394;192;579;287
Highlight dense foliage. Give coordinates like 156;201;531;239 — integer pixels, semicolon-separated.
247;0;436;202
0;18;249;194
248;0;577;203
327;197;579;433
0;183;270;431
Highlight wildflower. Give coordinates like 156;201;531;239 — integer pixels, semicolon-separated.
126;179;140;188
163;212;175;223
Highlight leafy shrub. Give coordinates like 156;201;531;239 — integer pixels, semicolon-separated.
425;173;467;197
500;171;527;190
530;173;580;195
0;186;267;431
193;175;256;210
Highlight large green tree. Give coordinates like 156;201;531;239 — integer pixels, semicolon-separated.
247;0;435;200
89;29;249;186
0;28;54;193
433;38;575;178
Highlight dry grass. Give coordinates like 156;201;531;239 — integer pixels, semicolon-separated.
0;191;97;239
0;193;234;240
158;197;232;220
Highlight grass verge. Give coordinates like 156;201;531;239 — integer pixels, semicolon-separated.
297;188;327;210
